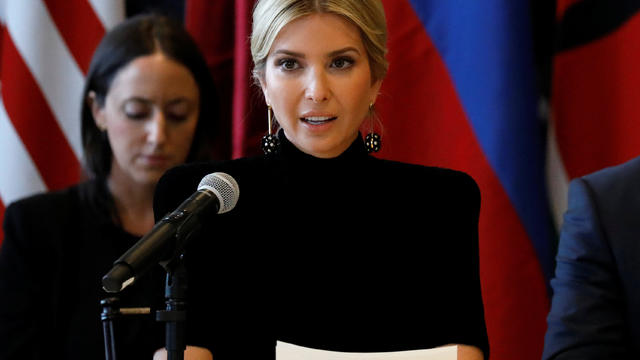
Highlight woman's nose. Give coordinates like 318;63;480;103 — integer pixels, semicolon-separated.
304;68;330;103
146;111;167;145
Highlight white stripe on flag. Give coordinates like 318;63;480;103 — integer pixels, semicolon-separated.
87;0;125;30
0;0;6;24
546;117;570;231
0;95;47;206
6;0;85;162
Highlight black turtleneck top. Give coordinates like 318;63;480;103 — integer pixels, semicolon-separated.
154;133;489;358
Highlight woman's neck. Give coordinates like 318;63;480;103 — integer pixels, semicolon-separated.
107;171;156;236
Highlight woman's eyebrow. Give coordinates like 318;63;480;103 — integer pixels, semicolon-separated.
329;46;360;56
328;47;360;57
123;97;152;104
272;49;305;58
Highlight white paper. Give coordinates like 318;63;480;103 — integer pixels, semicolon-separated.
276;341;457;360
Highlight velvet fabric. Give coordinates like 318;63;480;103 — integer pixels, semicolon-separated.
154;132;489;358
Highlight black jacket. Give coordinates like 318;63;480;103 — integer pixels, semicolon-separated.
0;180;163;360
155;133;489;359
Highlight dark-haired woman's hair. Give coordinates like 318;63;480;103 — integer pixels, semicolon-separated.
82;13;218;180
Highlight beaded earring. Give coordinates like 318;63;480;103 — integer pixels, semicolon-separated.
364;102;381;153
261;105;279;154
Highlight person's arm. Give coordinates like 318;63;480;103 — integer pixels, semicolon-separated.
0;201;52;359
542;178;630;359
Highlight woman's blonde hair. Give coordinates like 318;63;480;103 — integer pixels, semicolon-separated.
250;0;388;83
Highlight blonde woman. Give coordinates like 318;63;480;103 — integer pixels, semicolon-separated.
154;1;488;359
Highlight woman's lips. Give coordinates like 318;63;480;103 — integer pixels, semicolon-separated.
141;154;169;167
300;116;338;125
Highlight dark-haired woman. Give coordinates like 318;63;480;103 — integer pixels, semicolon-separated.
0;14;219;359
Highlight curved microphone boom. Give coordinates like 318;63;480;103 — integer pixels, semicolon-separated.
102;172;239;293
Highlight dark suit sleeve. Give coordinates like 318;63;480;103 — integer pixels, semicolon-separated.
542;178;629;359
0;200;56;359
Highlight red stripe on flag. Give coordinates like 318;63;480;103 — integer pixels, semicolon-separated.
42;0;105;74
379;2;549;359
1;32;82;190
553;13;640;179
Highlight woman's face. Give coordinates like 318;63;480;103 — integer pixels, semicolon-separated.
92;53;200;187
260;13;382;158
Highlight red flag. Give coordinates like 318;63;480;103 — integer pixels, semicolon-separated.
0;1;125;244
547;0;640;228
185;0;266;160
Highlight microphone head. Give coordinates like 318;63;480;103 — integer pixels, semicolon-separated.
198;172;239;214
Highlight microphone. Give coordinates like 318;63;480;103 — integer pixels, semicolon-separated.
102;172;239;293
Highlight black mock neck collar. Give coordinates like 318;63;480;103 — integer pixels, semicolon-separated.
276;129;369;166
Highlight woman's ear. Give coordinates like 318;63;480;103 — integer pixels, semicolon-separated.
369;79;383;106
258;76;271;107
87;91;107;131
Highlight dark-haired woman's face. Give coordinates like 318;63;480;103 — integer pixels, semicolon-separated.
92;53;199;187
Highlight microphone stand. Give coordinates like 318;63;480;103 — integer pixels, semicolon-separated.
102;212;206;359
100;298;151;360
101;298;119;360
156;253;188;360
100;253;188;360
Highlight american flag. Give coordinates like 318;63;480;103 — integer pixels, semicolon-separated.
0;0;124;243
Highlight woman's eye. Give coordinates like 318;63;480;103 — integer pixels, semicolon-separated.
123;101;151;120
165;102;191;122
124;110;150;120
278;58;299;71
331;57;354;69
167;113;189;122
125;112;148;120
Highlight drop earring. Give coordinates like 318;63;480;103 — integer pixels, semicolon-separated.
364;102;381;153
261;105;279;154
